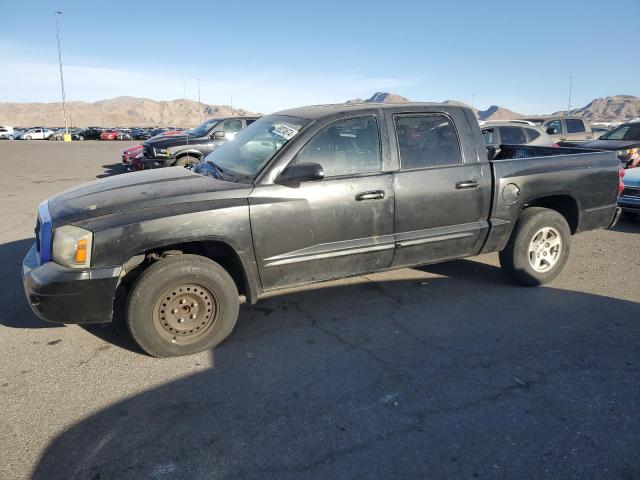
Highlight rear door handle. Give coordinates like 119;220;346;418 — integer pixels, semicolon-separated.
455;180;479;189
355;190;385;201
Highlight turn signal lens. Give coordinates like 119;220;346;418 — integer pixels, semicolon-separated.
75;238;88;263
618;166;625;196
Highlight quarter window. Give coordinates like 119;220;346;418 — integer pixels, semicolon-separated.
296;116;381;177
565;119;585;134
395;114;462;169
525;128;541;141
500;126;527;144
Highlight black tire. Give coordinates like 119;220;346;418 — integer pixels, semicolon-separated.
174;155;199;167
126;254;239;357
499;207;571;286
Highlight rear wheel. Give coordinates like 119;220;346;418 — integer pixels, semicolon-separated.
499;207;571;286
126;254;239;357
25;135;32;140
174;155;199;167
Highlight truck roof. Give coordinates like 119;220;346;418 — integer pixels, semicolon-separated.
274;102;463;120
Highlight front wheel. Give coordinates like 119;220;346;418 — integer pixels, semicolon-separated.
126;254;240;357
499;207;571;286
174;155;199;167
25;135;32;140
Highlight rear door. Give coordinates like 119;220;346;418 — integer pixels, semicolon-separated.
250;114;395;290
389;109;491;267
564;118;592;143
498;126;528;145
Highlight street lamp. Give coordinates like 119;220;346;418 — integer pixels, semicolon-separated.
55;11;69;134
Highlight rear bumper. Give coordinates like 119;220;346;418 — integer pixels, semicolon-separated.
22;244;121;324
619;195;640;214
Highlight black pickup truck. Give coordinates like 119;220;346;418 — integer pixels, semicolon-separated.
23;103;623;357
140;117;259;168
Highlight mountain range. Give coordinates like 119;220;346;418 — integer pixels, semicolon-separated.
0;93;638;127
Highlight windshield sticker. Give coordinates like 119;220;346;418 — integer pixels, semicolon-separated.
272;124;298;140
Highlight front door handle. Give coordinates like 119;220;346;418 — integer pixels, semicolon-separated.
455;180;479;189
355;190;385;201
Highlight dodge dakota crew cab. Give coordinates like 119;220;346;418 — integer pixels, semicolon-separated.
23;103;623;357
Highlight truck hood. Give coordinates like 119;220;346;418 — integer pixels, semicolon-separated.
581;139;640;151
144;134;203;149
48;167;249;226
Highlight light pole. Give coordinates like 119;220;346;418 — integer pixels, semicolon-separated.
55;11;68;134
197;78;202;122
567;76;573;115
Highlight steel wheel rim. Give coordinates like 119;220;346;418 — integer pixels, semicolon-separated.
528;227;562;273
152;283;218;345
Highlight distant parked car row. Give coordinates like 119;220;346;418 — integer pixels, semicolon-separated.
0;125;185;141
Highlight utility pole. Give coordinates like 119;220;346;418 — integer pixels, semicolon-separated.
197;78;202;122
182;82;186;99
55;12;68;134
567;76;573;115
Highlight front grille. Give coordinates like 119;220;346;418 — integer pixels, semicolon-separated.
622;187;640;197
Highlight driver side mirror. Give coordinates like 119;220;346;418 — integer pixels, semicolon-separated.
276;162;324;185
212;131;225;140
546;127;557;135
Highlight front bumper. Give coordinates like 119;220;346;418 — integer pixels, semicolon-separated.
22;244;121;324
139;155;170;168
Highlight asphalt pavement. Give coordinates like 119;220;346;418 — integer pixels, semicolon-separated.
0;140;639;480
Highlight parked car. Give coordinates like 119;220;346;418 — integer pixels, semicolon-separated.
580;119;640;169
19;127;54;140
520;116;596;146
78;128;103;140
100;130;119;140
22;102;622;357
141;117;258;167
481;121;556;147
0;126;17;140
122;144;144;168
49;128;86;141
618;167;640;217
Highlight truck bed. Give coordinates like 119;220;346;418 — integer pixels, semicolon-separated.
481;144;620;253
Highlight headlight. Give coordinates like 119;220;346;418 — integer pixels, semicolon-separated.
157;148;171;157
52;225;93;268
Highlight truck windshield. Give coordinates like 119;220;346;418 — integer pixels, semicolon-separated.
195;115;309;181
599;123;640;141
188;118;222;137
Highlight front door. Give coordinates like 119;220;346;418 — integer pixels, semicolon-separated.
390;113;490;267
564;118;593;143
250;115;395;290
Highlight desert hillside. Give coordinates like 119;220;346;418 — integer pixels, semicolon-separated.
347;92;640;123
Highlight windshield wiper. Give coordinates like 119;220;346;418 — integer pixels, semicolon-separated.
206;161;225;180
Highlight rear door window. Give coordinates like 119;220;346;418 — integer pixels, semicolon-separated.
565;119;585;133
499;126;528;144
395;114;462;169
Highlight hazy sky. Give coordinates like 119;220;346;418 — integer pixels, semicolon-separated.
1;0;637;114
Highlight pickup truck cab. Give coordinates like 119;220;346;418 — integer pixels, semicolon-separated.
521;116;596;146
23;103;622;357
141;117;259;168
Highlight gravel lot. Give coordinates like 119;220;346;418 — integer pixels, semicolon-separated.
0;140;639;480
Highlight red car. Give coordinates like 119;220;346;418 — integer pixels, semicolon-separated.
122;144;144;166
100;130;119;140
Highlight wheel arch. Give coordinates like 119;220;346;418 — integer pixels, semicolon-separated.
119;238;259;305
523;194;580;234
